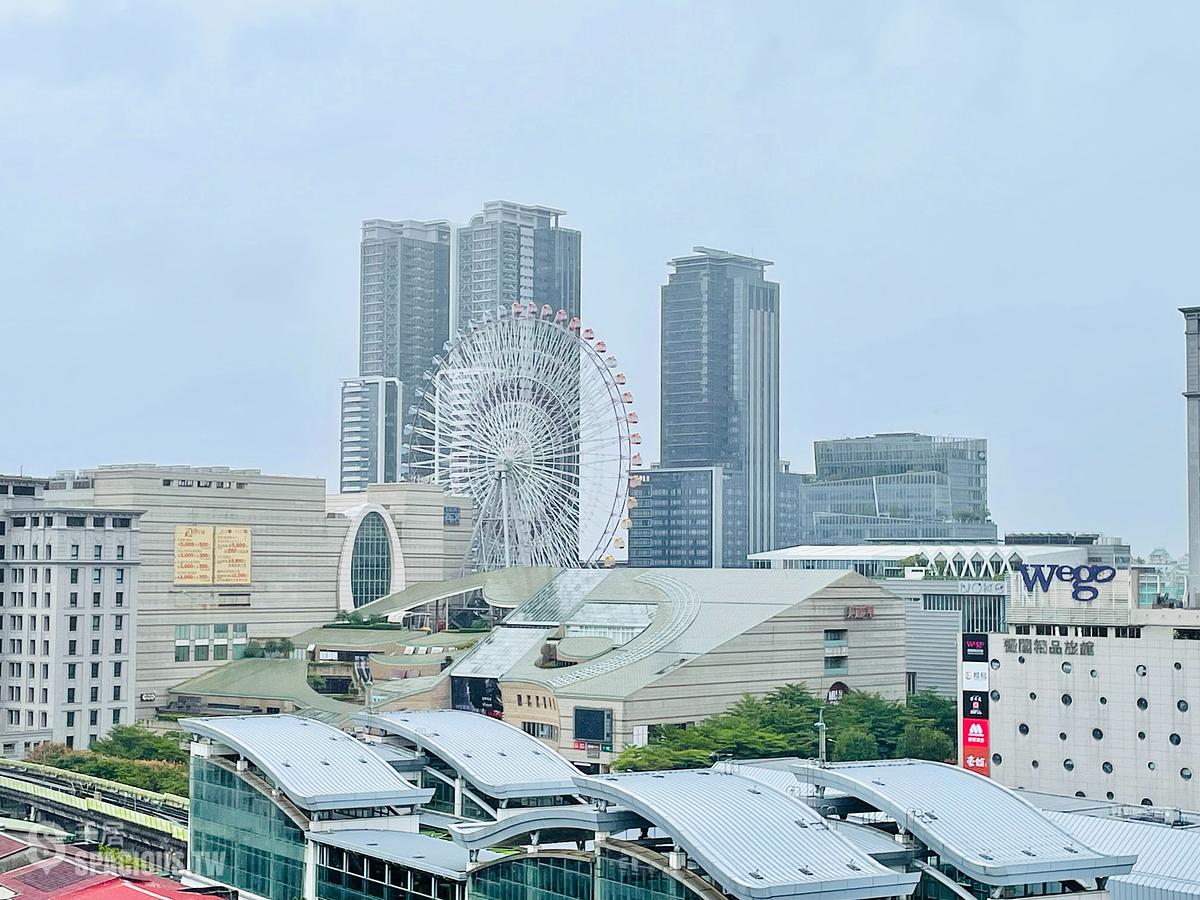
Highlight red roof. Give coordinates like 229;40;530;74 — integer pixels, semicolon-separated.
0;856;200;900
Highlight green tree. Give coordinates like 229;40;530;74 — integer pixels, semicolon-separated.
834;729;879;761
896;723;953;761
905;690;956;738
243;640;265;658
90;726;186;763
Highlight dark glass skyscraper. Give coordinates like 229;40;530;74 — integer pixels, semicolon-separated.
659;247;780;566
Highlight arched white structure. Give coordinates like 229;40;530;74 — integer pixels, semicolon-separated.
337;502;406;612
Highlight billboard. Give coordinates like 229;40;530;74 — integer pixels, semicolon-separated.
960;633;990;777
214;526;252;585
174;524;251;586
173;526;214;585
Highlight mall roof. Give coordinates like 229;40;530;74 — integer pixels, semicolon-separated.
170;658;355;716
358;709;581;799
357;568;559;617
309;830;497;880
448;805;645;851
751;544;1082;563
794;760;1135;886
576;769;920;900
182;714;433;811
1048;811;1200;899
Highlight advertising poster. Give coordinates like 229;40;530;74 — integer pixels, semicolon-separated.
214;526;252;585
960;632;990;777
173;525;214;585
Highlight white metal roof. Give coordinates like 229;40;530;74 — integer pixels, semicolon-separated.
451;626;550;678
360;709;581;799
750;544;1082;563
795;760;1135;885
310;830;497;879
1049;811;1200;900
576;770;919;900
183;714;432;811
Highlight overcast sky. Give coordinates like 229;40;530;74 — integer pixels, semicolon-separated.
1;1;1195;555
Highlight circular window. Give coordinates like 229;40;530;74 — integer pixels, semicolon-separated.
1138;731;1147;740
1075;791;1086;798
1183;768;1194;781
1062;661;1073;674
1064;759;1075;771
990;690;1001;702
1102;761;1114;774
1090;669;1098;678
1099;696;1108;705
990;659;1001;670
1171;733;1182;746
1179;700;1190;713
349;512;393;609
1148;762;1157;771
1142;798;1154;806
1059;732;1068;741
1032;760;1040;769
1061;693;1073;706
1019;723;1030;735
992;753;1003;766
1092;728;1103;740
1106;792;1115;800
1138;698;1149;710
1137;665;1147;677
1029;691;1038;700
1175;662;1183;671
1018;655;1026;664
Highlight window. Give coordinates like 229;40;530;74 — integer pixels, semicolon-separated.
66;712;75;727
70;545;79;559
91;615;101;631
90;640;99;655
1093;728;1104;740
69;568;78;584
66;688;76;704
214;624;229;638
89;687;98;703
69;592;78;608
1102;761;1114;774
91;568;101;584
1171;732;1181;745
175;645;190;662
113;662;122;677
90;662;99;678
175;625;190;641
112;686;121;701
1064;758;1075;771
112;709;121;725
88;711;98;727
67;664;76;679
824;656;849;674
213;643;228;661
114;615;123;631
194;644;210;662
92;592;100;607
114;592;123;607
113;639;122;654
116;546;124;560
116;568;124;584
92;517;105;528
1180;700;1191;712
93;545;101;560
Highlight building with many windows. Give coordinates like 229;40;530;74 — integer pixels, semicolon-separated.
180;710;1157;900
786;433;996;545
627;466;723;568
0;474;140;755
455;202;580;329
43;466;470;722
339;376;403;494
660;248;779;567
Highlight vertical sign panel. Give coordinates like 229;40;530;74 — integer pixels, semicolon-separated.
174;525;214;585
960;632;990;776
214;526;252;585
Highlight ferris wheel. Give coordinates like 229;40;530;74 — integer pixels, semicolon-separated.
404;304;641;571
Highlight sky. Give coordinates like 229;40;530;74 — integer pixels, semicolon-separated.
1;1;1196;555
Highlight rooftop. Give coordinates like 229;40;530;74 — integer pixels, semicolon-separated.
310;830;496;880
751;544;1083;563
670;245;774;268
577;769;919;900
360;709;582;799
795;760;1135;886
182;714;432;811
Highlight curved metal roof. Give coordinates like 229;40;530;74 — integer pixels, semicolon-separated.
794;760;1135;886
310;830;497;880
576;770;919;900
359;710;581;799
447;806;644;851
183;714;433;812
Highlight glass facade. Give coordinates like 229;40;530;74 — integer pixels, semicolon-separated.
351;512;392;608
660;249;779;566
597;849;701;900
628;467;720;568
317;843;464;900
189;756;305;900
469;855;593;900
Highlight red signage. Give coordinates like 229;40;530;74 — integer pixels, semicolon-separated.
961;717;990;775
963;749;990;776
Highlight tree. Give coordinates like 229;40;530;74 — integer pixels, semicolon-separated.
834;729;879;762
896;723;953;761
90;726;186;763
905;690;957;739
243;640;265;658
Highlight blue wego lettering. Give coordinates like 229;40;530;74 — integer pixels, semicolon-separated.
1016;564;1116;602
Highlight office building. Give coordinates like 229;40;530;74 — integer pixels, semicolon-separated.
339;376;402;493
170;566;906;770
788;433;996;544
661;247;779;566
180;709;1163;900
455;202;581;328
774;461;806;549
359;219;451;389
627;466;723;568
43;466;470;722
1183;307;1200;606
0;475;140;755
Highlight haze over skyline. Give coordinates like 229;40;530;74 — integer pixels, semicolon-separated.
1;2;1195;554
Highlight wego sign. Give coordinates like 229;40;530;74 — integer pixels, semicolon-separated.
1016;563;1116;602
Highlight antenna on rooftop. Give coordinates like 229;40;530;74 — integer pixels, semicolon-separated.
815;705;828;767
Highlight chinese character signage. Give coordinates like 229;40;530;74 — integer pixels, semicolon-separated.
1002;637;1094;656
214;526;252;585
960;633;990;777
173;525;214;585
844;605;875;620
174;524;252;586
